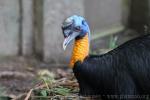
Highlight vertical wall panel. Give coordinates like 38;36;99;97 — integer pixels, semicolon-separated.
22;0;34;55
84;0;124;32
0;0;19;56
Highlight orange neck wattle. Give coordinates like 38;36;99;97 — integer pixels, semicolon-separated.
69;34;89;68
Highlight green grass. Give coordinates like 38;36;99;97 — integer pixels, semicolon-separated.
109;35;118;49
0;86;6;96
34;70;76;99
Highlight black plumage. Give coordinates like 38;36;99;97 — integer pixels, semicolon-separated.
73;34;150;99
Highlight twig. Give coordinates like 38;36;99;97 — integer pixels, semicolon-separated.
24;83;47;100
0;71;34;78
24;89;33;100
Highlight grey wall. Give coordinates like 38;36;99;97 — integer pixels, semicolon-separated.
0;0;84;64
0;0;20;56
84;0;129;30
22;0;33;56
0;0;133;65
84;0;124;32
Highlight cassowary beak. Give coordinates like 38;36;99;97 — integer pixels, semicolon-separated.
63;35;72;50
63;32;79;50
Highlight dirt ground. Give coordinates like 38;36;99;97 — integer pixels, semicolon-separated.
0;56;73;98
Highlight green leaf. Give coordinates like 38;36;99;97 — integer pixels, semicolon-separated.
40;90;47;97
0;86;6;96
53;86;71;96
109;35;118;49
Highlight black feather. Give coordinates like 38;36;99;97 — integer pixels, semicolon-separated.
73;34;150;99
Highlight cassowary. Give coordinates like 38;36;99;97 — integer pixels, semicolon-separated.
61;15;150;99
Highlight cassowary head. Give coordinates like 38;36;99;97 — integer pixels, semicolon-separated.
62;15;90;50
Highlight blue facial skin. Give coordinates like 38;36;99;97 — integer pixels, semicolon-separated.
62;15;91;40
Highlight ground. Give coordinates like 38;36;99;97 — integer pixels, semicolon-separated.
0;57;37;96
0;56;75;99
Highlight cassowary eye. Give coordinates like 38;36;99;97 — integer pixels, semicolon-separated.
63;29;72;37
74;26;81;32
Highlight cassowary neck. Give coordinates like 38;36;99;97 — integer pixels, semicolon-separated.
70;34;89;68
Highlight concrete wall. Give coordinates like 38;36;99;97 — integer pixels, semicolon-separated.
0;0;20;56
33;0;44;58
0;0;136;65
22;0;34;55
84;0;125;32
0;0;84;64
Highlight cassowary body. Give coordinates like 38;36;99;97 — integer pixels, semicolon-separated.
62;15;150;99
74;35;150;95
